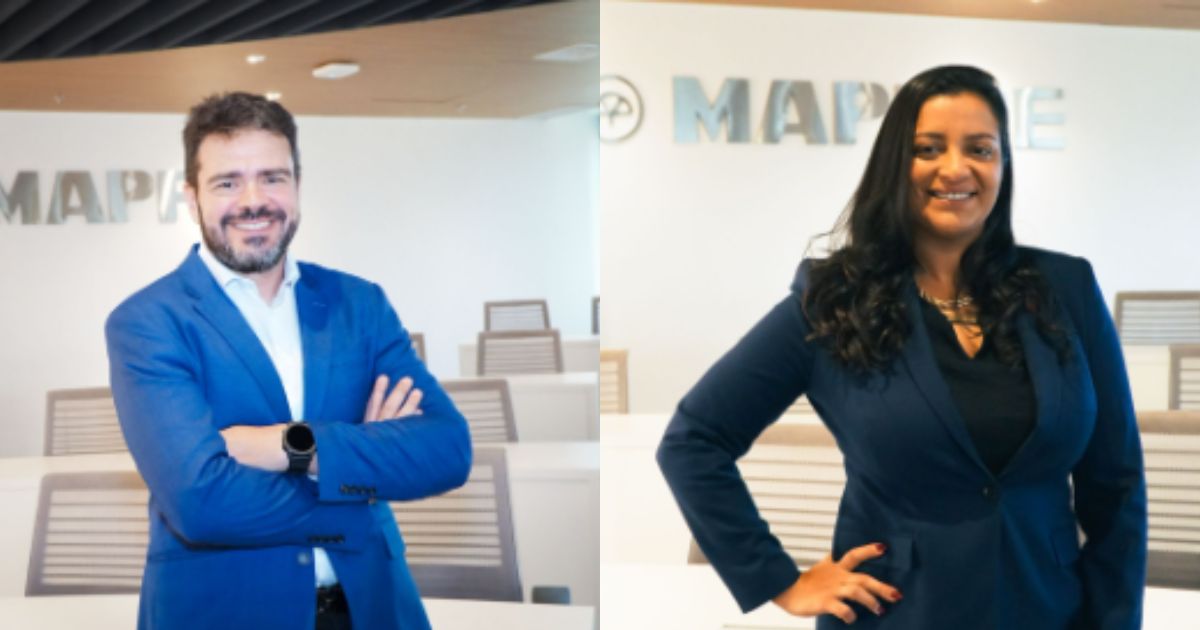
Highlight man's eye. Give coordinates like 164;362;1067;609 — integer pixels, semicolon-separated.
213;181;235;190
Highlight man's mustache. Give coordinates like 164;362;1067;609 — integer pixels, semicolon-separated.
221;207;287;227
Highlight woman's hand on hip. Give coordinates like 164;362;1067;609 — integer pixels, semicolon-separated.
771;543;903;623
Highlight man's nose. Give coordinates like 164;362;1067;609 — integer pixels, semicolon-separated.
238;181;265;209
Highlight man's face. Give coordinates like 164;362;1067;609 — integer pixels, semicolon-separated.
187;129;299;274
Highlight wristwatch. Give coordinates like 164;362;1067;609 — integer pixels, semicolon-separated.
282;421;316;474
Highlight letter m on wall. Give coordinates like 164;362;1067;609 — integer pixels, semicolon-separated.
0;172;40;224
674;77;751;143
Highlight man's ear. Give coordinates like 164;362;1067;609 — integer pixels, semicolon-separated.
185;184;200;224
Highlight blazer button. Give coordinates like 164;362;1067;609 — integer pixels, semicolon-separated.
297;551;311;565
982;485;999;502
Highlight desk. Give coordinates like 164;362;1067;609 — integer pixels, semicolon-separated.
451;372;599;441
0;443;600;607
459;335;599;377
0;594;595;630
601;564;1199;630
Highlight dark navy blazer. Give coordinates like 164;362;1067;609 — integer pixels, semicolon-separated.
658;248;1147;629
105;246;472;630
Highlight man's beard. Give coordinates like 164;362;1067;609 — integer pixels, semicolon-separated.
200;205;299;274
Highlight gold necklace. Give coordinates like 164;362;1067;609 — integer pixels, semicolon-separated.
917;288;979;326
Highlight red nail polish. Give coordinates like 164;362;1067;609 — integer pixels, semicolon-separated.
893;590;903;601
875;543;887;553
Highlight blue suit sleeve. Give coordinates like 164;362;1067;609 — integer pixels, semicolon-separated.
310;285;472;504
105;306;374;550
1069;259;1148;630
657;264;817;612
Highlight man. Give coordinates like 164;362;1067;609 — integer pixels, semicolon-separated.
105;92;472;630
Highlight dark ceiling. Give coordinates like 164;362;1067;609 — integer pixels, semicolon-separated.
0;0;556;62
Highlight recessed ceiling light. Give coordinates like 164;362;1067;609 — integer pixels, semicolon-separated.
312;62;360;80
246;54;266;65
265;91;282;101
534;43;599;63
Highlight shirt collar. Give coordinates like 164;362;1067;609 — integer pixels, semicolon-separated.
197;242;301;293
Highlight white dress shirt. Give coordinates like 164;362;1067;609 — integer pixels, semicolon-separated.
198;244;339;587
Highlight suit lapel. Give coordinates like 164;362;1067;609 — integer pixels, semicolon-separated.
296;269;333;422
178;247;292;421
899;278;1065;479
898;281;993;476
999;311;1063;477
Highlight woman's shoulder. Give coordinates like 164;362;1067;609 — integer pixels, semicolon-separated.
1017;245;1094;286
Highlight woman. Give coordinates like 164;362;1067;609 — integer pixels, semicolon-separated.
657;65;1146;629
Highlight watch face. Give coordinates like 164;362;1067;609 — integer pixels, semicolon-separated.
287;423;315;452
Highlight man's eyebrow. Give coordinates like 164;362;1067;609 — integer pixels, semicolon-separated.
205;171;243;185
260;168;293;178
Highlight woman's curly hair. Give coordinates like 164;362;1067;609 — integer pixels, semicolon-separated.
802;65;1071;373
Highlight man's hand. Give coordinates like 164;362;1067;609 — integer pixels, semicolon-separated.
221;374;423;474
220;424;290;473
364;375;424;422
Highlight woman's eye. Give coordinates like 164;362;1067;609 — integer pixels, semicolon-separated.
972;145;996;159
914;144;938;157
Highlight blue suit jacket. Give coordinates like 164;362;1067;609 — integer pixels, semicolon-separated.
658;248;1147;629
105;246;472;630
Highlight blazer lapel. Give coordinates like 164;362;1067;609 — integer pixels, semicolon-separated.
898;281;994;476
178;247;292;422
296;270;333;422
998;312;1064;477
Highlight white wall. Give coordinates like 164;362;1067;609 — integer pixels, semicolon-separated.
0;110;597;457
600;3;1200;412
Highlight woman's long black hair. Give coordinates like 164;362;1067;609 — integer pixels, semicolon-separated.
802;65;1070;372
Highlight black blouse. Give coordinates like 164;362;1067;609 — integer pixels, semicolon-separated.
918;299;1037;475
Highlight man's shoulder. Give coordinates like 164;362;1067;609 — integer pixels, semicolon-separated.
107;257;197;327
297;261;377;292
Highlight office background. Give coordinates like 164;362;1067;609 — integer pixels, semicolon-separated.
601;2;1200;413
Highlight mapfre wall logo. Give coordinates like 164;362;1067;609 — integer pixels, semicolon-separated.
599;75;644;143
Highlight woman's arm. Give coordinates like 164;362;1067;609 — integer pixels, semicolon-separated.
1068;258;1148;630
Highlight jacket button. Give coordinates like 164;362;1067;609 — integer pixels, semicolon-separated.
982;485;999;502
297;552;311;565
340;484;349;493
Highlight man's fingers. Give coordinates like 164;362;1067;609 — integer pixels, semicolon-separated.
397;388;423;417
379;377;413;419
837;542;886;571
364;375;388;422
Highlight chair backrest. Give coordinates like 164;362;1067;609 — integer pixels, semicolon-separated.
1138;410;1200;589
26;471;149;595
1115;291;1200;345
592;296;600;335
688;423;842;570
477;329;563;376
443;379;518;442
599;349;629;414
44;387;126;456
485;299;550;332
389;447;522;601
1169;344;1200;411
410;332;427;363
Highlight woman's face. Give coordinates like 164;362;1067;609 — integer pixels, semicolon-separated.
908;92;1003;247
